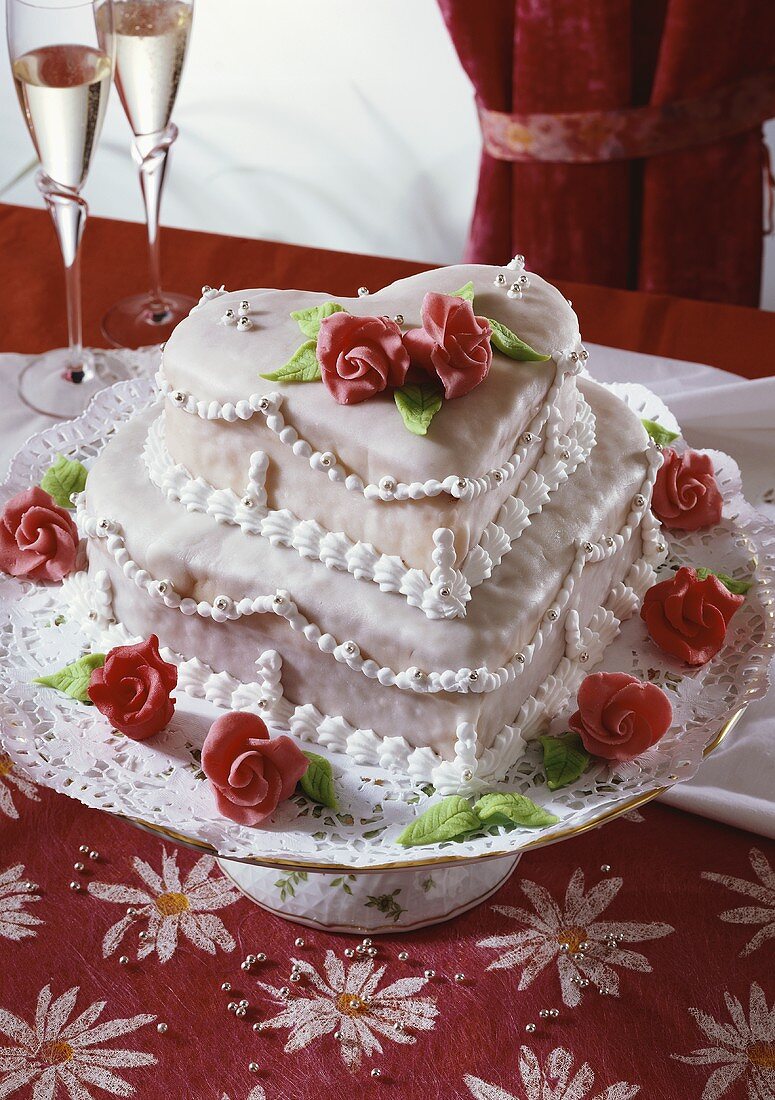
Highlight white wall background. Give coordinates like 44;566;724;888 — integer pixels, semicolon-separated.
1;0;773;308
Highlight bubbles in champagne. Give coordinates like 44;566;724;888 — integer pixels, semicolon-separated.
12;45;112;190
104;1;193;137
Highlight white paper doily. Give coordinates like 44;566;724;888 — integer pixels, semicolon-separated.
0;375;773;871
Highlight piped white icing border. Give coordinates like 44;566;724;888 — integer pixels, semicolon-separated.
142;394;596;621
64;552;655;796
77;446;664;697
156;352;585;504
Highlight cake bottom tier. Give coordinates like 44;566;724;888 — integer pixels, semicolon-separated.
79;384;663;794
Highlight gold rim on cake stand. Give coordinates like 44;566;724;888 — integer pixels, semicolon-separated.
121;705;746;876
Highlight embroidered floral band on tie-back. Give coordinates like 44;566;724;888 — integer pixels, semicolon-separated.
477;69;775;164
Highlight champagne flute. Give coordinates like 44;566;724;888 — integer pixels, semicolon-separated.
100;0;195;348
7;0;119;419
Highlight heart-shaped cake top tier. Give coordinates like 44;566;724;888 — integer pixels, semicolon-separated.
163;263;581;486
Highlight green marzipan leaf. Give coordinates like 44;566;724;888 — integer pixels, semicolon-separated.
299;751;338;810
540;732;591;791
394;381;444;437
696;567;753;595
452;281;475;303
641;418;680;447
486;317;550;362
474;791;559;829
40;454;88;509
261;340;322;383
34;653;106;702
290;301;345;340
397;795;480;848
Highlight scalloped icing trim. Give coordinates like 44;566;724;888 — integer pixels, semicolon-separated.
156;351;584;504
62;552;655;796
142;394;596;621
78;444;664;698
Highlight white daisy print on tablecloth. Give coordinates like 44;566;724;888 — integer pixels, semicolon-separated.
0;752;40;821
672;981;775;1099
0;863;42;942
702;847;775;958
477;867;673;1006
257;949;438;1071
0;983;156;1098
465;1045;639;1100
88;848;240;963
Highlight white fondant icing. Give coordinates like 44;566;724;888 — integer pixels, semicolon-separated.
156;352;583;505
64;551;652;793
143;390;596;620
78;429;661;697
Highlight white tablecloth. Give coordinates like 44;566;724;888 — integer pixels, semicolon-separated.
2;346;774;838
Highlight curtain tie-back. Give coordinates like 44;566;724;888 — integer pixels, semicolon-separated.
477;69;775;164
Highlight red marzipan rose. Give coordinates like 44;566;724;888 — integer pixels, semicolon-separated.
201;712;309;827
652;448;723;531
641;566;744;666
317;312;409;405
568;672;673;762
0;487;79;582
403;292;492;399
88;635;177;741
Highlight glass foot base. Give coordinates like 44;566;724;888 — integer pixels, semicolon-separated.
101;290;197;348
18;349;130;420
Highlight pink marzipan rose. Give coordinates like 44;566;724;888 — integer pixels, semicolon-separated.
652;448;723;531
201;712;309;827
640;566;744;667
0;486;79;582
568;672;673;762
88;635;178;741
317;312;409;405
403;292;492;399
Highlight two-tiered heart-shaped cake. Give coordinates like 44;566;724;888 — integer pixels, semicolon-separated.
78;260;664;794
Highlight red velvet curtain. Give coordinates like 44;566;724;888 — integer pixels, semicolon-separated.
438;0;774;305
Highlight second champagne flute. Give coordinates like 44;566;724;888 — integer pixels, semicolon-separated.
100;0;195;348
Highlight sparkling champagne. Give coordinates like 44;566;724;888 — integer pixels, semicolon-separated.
12;44;112;191
106;0;192;137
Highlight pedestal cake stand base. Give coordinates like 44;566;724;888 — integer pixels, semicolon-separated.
217;855;521;934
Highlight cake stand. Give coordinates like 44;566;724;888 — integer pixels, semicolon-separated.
1;377;773;933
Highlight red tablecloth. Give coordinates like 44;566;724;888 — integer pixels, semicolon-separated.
1;204;774;1100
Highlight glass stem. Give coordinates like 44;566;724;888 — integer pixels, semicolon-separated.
133;122;178;318
36;170;89;384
